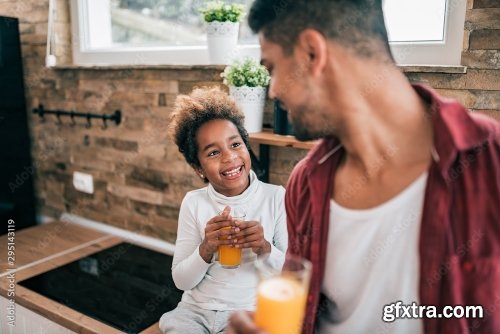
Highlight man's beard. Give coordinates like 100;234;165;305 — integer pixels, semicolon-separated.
293;126;320;141
289;109;334;141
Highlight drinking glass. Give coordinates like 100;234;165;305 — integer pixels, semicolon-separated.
254;254;312;334
218;208;246;269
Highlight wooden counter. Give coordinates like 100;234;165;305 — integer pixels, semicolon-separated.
0;222;110;274
0;222;162;334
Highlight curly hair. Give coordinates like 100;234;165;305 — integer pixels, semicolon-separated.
168;86;250;170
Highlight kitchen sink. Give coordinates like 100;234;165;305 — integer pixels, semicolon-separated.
19;242;183;333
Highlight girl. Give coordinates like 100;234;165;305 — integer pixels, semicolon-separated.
159;86;287;334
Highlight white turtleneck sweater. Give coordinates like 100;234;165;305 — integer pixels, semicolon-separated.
171;171;287;311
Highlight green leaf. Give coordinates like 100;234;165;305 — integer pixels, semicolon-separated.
199;1;245;22
220;57;271;87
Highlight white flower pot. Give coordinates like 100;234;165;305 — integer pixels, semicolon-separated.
206;21;239;65
229;86;267;133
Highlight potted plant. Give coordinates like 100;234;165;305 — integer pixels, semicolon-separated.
221;57;270;133
200;1;245;64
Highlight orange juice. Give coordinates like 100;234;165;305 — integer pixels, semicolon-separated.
255;276;307;334
218;245;241;267
218;227;241;268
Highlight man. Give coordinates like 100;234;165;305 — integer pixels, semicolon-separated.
227;0;499;333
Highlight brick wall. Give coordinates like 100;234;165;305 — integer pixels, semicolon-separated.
0;0;498;242
405;0;500;121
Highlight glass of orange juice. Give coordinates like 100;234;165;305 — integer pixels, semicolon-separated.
254;254;312;334
218;209;245;269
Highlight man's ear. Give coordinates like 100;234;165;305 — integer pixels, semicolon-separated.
296;29;328;77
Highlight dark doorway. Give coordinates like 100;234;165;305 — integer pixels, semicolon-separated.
0;16;37;234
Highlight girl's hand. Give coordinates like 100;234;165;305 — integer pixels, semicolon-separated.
199;206;235;263
232;220;271;255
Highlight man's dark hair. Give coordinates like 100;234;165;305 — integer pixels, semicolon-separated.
248;0;393;60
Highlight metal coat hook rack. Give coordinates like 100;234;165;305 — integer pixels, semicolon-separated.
32;104;121;128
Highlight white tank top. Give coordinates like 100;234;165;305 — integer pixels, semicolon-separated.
318;172;428;333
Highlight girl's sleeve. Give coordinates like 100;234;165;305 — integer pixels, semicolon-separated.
267;186;288;270
171;195;212;291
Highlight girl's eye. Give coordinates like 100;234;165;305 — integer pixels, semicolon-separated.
208;150;220;157
231;142;241;148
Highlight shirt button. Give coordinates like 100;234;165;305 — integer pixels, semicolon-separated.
463;261;474;272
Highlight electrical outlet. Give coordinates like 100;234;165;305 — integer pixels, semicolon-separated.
73;171;94;194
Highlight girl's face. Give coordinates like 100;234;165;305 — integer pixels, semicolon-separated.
195;119;251;197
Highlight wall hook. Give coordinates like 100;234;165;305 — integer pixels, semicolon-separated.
56;111;62;124
38;104;45;122
113;110;122;126
31;105;121;128
101;116;108;130
70;111;76;127
85;113;92;128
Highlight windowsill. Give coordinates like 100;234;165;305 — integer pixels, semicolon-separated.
51;64;467;74
52;64;227;71
399;65;467;74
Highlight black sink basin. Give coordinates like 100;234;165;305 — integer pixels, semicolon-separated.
19;242;183;333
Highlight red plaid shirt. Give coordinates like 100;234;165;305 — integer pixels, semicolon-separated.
285;84;500;334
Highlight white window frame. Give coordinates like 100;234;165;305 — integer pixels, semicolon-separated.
69;0;466;66
388;0;467;65
70;0;260;65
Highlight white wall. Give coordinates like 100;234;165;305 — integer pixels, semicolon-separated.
0;296;76;334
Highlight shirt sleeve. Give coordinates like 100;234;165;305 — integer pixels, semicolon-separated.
285;159;306;257
171;195;212;291
266;187;288;270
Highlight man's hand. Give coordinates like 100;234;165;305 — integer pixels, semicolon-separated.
199;206;235;263
226;311;266;334
232;220;271;255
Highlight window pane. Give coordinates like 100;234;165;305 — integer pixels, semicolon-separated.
383;0;446;42
106;0;257;48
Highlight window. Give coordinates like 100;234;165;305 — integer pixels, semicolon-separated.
70;0;258;65
69;0;466;66
384;0;467;65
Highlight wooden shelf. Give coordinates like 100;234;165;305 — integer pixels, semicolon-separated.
249;131;318;150
248;130;318;182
